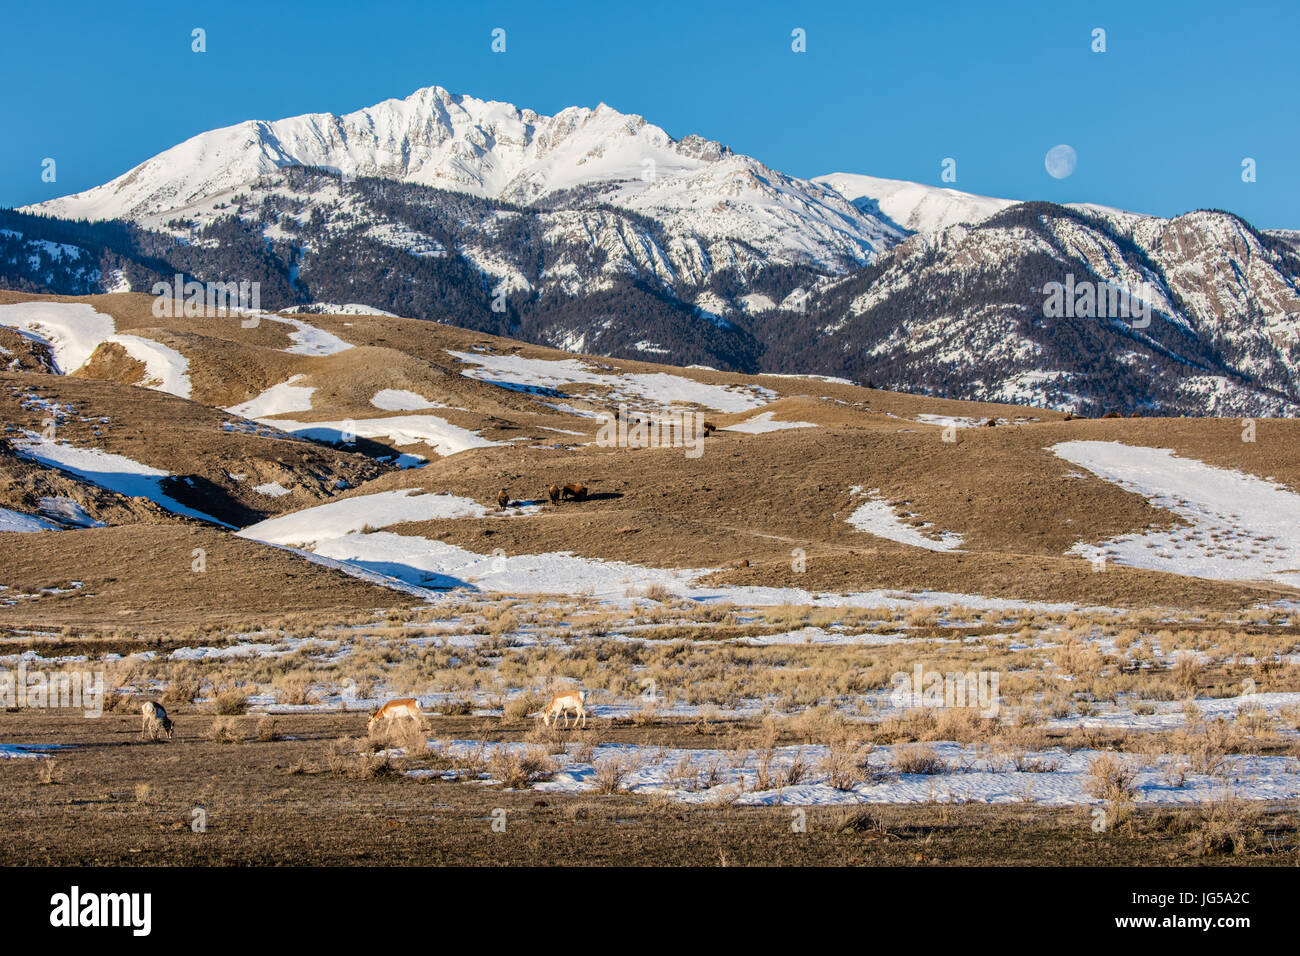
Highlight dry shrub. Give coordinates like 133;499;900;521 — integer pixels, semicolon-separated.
162;672;200;707
255;715;280;742
593;752;639;794
1171;653;1202;692
640;583;672;604
100;689;134;713
525;721;569;755
503;693;544;722
818;735;875;790
326;737;401;779
891;743;947;775
213;689;249;716
369;716;427;755
1173;718;1241;776
1084;752;1137;803
206;716;243;743
1189;793;1264;857
489;746;556;788
780;748;811;788
569;732;598;764
275;676;319;707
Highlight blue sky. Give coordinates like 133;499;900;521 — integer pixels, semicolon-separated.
2;0;1296;227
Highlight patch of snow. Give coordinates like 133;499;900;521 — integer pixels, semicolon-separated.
722;411;816;434
226;375;316;417
846;488;964;552
370;389;439;411
11;432;231;526
1052;441;1300;586
0;507;62;532
266;414;502;456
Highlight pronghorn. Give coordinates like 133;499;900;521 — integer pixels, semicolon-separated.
140;701;174;741
542;690;588;728
367;698;423;734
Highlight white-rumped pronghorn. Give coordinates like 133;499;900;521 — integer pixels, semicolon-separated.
542;690;588;728
140;701;174;740
367;698;423;734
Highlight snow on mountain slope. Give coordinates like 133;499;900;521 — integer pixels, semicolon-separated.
26;86;898;268
814;172;1016;234
0;301;191;398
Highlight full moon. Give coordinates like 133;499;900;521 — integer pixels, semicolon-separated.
1045;144;1077;179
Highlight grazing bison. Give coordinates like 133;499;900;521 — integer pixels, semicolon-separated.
497;488;509;510
548;484;561;505
560;483;587;502
984;418;997;427
1101;411;1122;419
702;420;717;436
141;701;174;741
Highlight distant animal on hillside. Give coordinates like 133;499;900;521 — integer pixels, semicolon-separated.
1064;412;1074;421
702;420;717;436
542;690;588;728
1129;412;1141;418
560;483;587;501
141;701;174;741
1101;411;1122;419
367;698;423;734
497;488;509;510
984;418;997;427
548;483;561;505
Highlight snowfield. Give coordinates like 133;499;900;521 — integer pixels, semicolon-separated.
262;414;502;457
239;493;1075;613
846;487;964;553
446;350;774;414
226;375;316;417
722;411;816;434
0;302;114;374
370;389;442;411
261;313;353;356
1052;441;1300;587
238;489;536;547
0;302;193;399
424;738;1300;807
0;507;62;533
11;432;230;526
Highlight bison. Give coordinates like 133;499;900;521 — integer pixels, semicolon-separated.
548;483;561;505
497;488;509;510
560;483;588;502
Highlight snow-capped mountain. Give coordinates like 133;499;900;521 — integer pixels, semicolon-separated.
26;86;899;270
8;84;1300;417
789;203;1300;415
813;172;1017;234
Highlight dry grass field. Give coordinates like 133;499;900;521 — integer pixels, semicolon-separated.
2;292;1298;866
